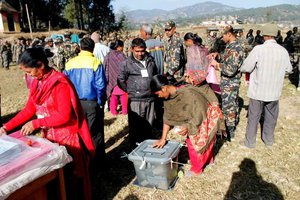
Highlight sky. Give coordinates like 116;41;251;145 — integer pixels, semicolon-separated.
111;0;300;12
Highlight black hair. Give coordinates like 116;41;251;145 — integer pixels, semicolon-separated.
209;38;226;54
131;38;146;49
18;47;53;68
110;39;124;50
80;37;95;52
150;75;169;92
184;32;203;46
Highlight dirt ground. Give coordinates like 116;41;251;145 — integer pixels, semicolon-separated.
1;64;300;200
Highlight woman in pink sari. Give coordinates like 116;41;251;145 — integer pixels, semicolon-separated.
0;47;95;200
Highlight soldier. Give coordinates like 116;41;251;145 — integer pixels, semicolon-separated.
237;29;253;55
63;38;74;63
205;30;218;51
292;27;300;64
210;25;245;140
275;30;283;45
254;30;264;46
283;30;294;54
123;35;131;57
11;40;17;63
1;41;12;70
163;20;185;83
292;27;300;90
15;39;26;64
246;29;254;46
51;38;65;72
44;37;54;50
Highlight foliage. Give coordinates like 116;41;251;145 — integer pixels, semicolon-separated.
5;0;126;35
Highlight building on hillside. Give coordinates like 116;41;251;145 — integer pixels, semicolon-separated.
0;0;20;32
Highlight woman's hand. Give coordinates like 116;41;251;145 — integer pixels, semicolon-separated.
210;59;221;71
20;121;35;136
0;127;7;135
207;52;218;60
152;138;167;148
177;126;188;136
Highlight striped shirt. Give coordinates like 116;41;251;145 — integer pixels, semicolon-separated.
240;39;292;101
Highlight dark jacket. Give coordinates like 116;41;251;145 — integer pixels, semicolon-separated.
117;53;158;101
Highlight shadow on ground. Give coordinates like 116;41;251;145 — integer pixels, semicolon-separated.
224;158;284;200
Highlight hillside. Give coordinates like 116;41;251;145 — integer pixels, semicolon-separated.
124;1;243;23
121;1;300;25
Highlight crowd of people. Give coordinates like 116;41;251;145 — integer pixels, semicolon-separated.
0;20;299;199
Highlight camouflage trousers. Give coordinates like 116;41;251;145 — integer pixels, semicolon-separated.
220;84;240;136
1;53;10;69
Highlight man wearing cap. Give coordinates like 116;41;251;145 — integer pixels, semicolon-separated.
210;25;245;140
240;24;292;148
163;20;185;83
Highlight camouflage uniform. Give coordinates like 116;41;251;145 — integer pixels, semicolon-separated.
11;41;17;63
292;29;300;67
15;40;26;64
237;36;253;56
1;42;12;69
205;33;217;51
292;28;300;88
163;33;185;81
51;39;65;72
219;40;245;137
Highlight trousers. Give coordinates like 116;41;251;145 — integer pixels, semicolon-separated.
245;98;279;147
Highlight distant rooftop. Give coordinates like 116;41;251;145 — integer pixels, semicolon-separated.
0;0;18;13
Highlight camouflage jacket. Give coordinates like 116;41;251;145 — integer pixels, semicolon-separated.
163;33;185;79
237;36;253;55
219;40;245;86
292;33;300;53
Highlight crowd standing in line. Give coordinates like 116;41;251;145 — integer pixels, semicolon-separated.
0;21;299;198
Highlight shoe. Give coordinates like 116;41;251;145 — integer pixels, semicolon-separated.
239;140;255;149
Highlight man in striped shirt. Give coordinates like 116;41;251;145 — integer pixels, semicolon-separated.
240;24;292;148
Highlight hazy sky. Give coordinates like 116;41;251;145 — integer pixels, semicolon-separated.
111;0;300;12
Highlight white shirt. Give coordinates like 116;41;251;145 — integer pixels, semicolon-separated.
240;39;292;101
93;43;110;63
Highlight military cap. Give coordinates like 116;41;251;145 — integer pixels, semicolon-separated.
164;20;176;30
261;24;278;37
220;25;234;36
54;38;63;43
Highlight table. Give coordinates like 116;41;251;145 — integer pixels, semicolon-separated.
6;168;66;200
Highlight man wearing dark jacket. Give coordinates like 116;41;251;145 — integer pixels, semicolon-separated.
118;38;158;148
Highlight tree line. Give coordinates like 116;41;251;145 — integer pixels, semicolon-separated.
6;0;126;35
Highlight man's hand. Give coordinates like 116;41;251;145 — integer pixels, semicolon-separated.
20;121;35;136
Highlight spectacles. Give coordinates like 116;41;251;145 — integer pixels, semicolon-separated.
165;29;172;32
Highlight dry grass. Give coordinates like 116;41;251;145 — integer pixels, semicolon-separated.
1;64;300;200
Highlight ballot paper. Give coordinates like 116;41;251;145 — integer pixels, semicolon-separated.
0;138;21;166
